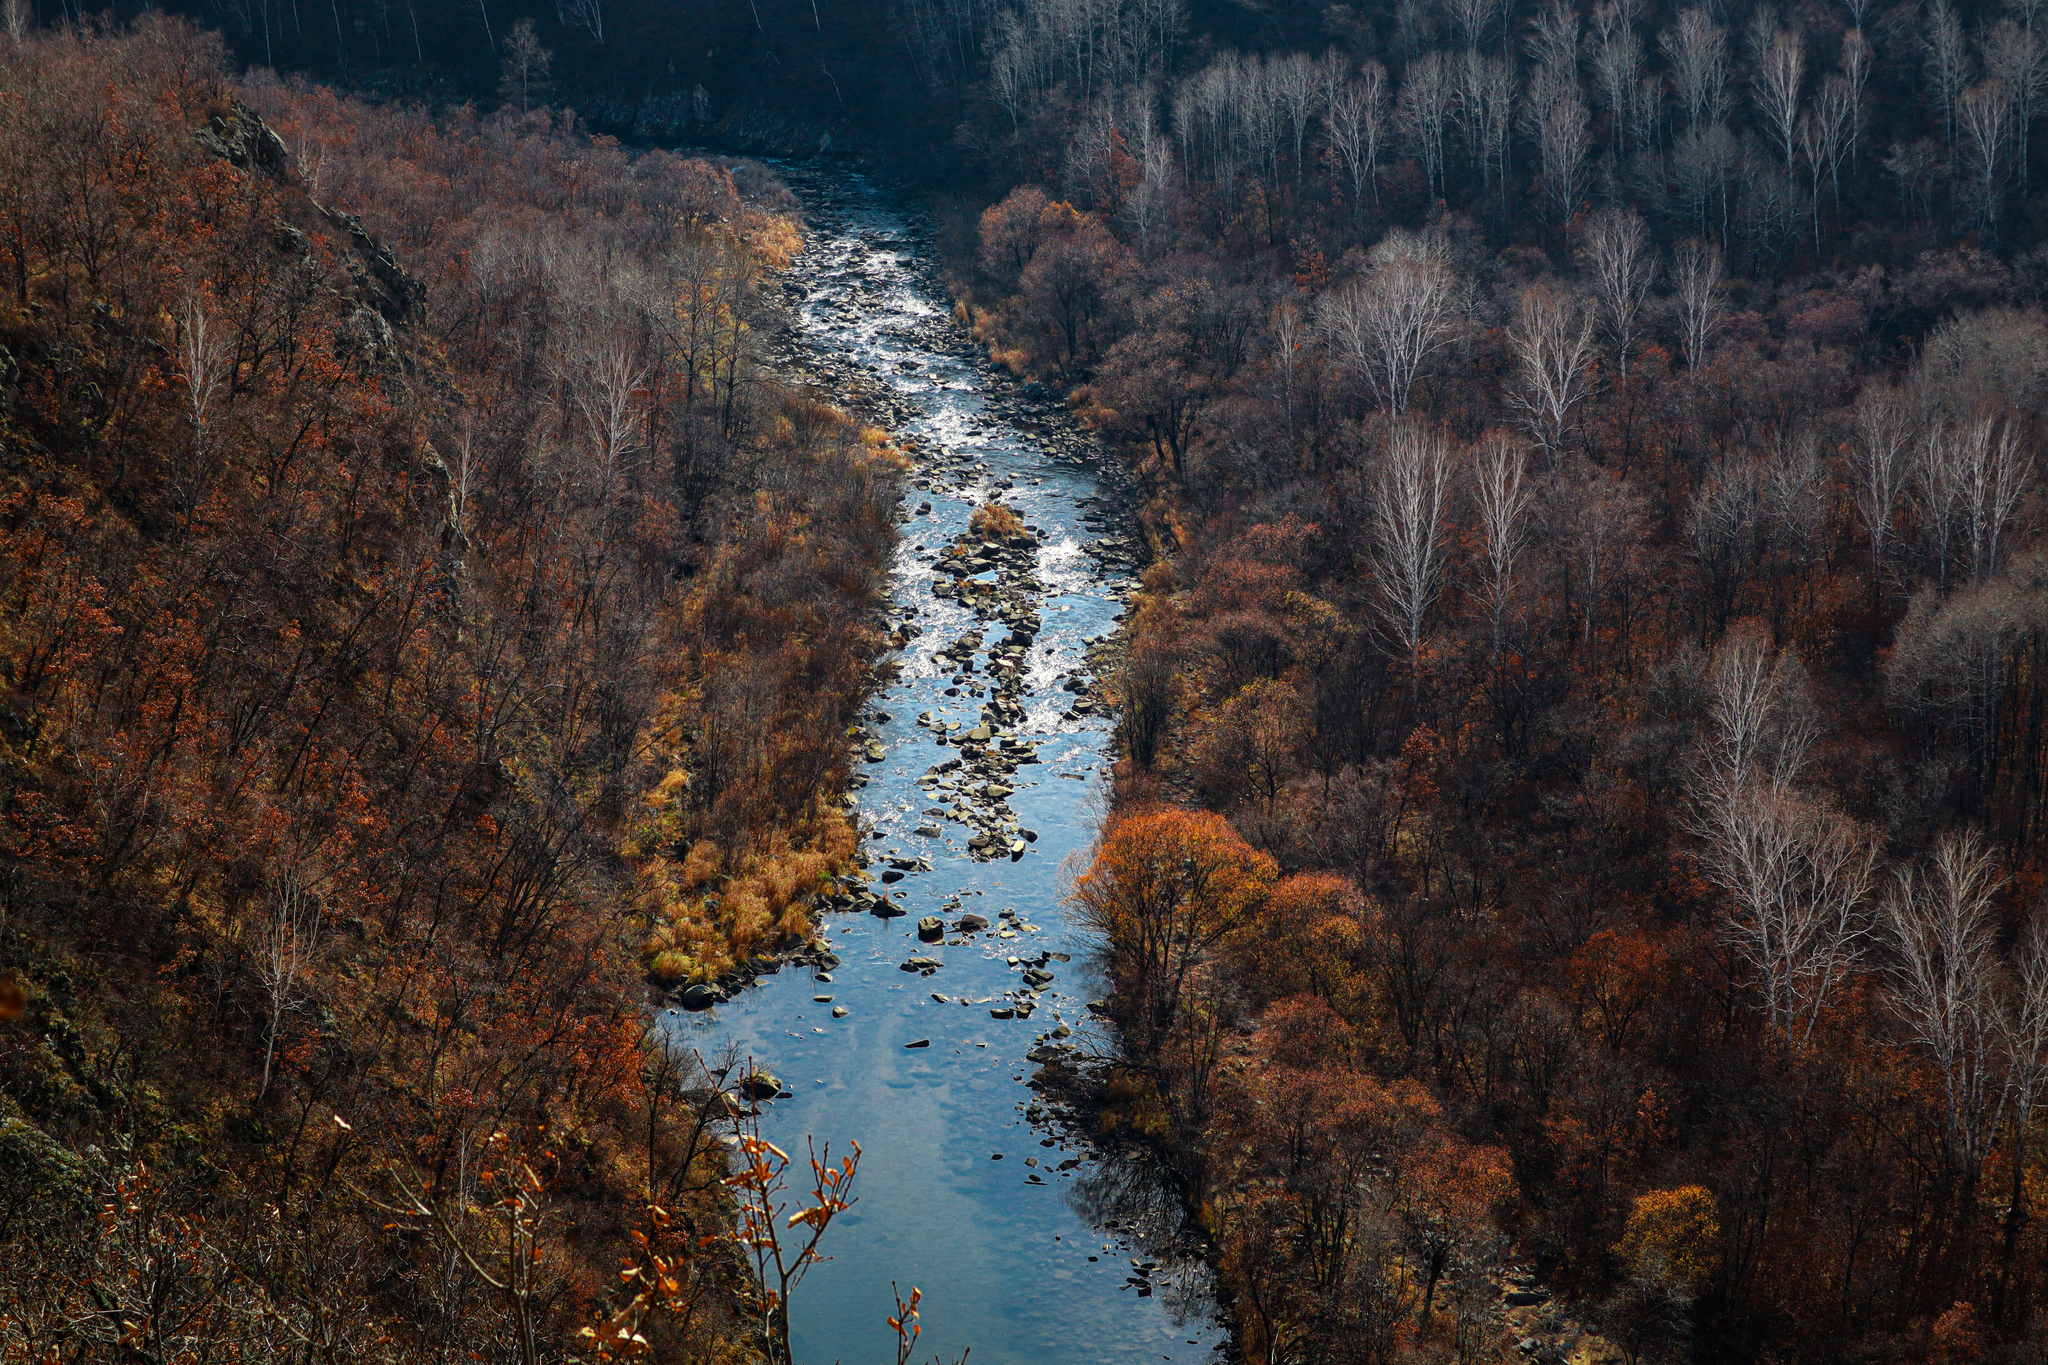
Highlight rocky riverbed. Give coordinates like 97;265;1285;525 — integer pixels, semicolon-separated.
659;165;1224;1365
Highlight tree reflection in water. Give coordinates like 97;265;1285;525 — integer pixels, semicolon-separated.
1063;1144;1222;1336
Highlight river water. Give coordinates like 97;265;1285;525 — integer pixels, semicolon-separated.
658;167;1227;1365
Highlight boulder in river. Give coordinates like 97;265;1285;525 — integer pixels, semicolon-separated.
917;915;945;941
738;1071;781;1101
871;902;907;918
679;983;719;1011
956;912;990;931
900;956;942;973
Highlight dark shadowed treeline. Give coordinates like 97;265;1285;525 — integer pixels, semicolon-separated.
0;18;896;1361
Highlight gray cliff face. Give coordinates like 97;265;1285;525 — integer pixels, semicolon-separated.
196;96;426;358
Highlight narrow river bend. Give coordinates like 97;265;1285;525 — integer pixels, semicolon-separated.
660;166;1228;1365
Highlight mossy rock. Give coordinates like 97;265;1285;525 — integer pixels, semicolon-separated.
0;1096;91;1215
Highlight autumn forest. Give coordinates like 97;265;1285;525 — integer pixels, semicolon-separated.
8;0;2048;1361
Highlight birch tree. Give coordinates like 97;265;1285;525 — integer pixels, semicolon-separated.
1925;0;1974;151
1671;237;1725;373
1325;64;1389;214
1847;383;1915;579
1397;50;1455;200
1318;235;1459;416
1754;26;1807;172
1471;431;1534;658
1959;78;2013;232
1579;208;1656;383
173;293;230;520
1885;831;2009;1182
1955;412;2032;585
1505;284;1598;461
1983;18;2048;189
1704;788;1880;1051
254;861;324;1099
1364;422;1457;661
1538;96;1593;225
1687;625;1874;1051
1662;8;1730;135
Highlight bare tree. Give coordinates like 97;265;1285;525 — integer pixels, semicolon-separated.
564;336;650;502
1325;64;1390;214
1848;383;1915;579
1271;52;1321;184
1123;91;1175;256
1590;6;1647;157
172;293;230;520
1462;51;1517;200
1579;207;1656;383
1754;26;1807;171
989;39;1027;131
1663;7;1730;135
1;0;30;41
1956;412;2032;584
254;861;324;1099
1815;74;1857;212
1318;234;1460;415
1397;50;1456;199
1526;0;1580;73
1520;46;1580;157
1959;78;2014;232
1694;620;1819;803
1687;625;1872;1051
1671;236;1725;373
556;0;602;41
1916;414;2032;590
1917;418;1968;594
1472;430;1535;656
1538;95;1593;225
1885;830;2008;1181
1364;422;1457;661
1983;18;2048;188
1505;283;1598;461
1842;26;1873;168
1703;788;1880;1050
1925;0;1974;150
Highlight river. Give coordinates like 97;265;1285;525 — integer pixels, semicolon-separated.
657;165;1228;1365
